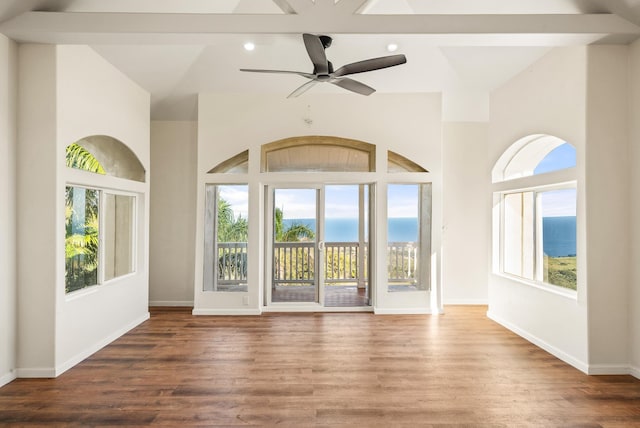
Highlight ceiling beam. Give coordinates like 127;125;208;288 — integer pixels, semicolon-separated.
271;0;312;14
334;0;376;15
1;11;638;45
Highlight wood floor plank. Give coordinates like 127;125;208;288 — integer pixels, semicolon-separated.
1;305;639;426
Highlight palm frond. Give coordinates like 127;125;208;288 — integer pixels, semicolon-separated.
66;142;106;174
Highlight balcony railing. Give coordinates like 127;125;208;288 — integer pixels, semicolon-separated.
387;241;418;284
217;242;248;286
273;242;315;286
215;241;418;287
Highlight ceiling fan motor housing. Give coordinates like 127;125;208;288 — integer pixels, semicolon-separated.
319;35;333;49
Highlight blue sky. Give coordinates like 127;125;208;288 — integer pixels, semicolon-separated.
273;185;419;219
536;143;577;217
541;188;576;217
534;143;576;175
218;185;249;219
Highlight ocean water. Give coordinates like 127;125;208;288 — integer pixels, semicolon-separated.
542;216;577;257
285;216;577;257
282;218;418;242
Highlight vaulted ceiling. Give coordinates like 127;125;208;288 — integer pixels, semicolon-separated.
1;0;639;120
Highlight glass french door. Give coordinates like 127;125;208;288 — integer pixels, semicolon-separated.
267;185;371;308
270;187;321;304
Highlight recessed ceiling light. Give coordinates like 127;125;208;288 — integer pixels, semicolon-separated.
386;43;398;53
244;42;255;51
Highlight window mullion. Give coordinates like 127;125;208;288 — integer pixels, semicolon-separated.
98;189;105;285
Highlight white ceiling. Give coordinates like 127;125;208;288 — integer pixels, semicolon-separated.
2;0;640;120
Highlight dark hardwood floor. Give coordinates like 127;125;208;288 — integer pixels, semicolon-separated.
1;306;639;426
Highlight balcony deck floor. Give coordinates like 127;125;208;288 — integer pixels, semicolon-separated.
272;285;368;307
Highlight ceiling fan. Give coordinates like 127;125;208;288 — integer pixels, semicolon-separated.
240;33;407;98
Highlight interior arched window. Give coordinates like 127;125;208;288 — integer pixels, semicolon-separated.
261;136;375;172
66;135;146;182
65;135;143;293
208;150;248;174
387;150;428;173
492;134;576;183
492;134;577;292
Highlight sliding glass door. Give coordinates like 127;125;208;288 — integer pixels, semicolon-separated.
267;184;371;308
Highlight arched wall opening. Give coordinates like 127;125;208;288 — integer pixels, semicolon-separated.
66;135;146;182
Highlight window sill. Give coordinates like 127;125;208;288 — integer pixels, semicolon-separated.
65;272;139;301
492;272;577;300
103;271;137;286
65;284;101;301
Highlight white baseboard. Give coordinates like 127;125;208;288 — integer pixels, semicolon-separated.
15;367;56;378
149;300;193;307
0;371;17;387
54;312;150;377
443;299;488;305
630;365;640;380
588;364;631;375
374;307;432;315
487;310;589;374
192;308;261;316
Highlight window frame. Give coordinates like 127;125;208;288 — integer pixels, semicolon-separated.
203;183;250;293
497;181;577;295
65;183;138;294
492;135;578;297
386;182;432;293
101;189;138;284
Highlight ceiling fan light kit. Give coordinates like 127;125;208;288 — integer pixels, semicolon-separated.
240;33;407;98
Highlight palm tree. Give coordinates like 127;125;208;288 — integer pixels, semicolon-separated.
217;198;248;242
65;187;100;292
273;207;316;283
66;142;106;174
216;197;249;281
274;207;315;242
64;145;105;292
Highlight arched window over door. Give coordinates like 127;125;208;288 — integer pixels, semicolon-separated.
261;136;376;172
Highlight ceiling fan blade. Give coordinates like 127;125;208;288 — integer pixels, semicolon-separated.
331;78;375;96
333;54;407;77
303;33;329;75
240;69;315;79
287;80;318;98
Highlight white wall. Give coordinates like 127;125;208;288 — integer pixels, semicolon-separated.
0;34;17;387
150;121;197;306
629;39;640;378
584;46;630;371
488;47;590;371
442;122;489;304
17;44;58;375
17;44;150;376
55;45;150;374
195;93;442;314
